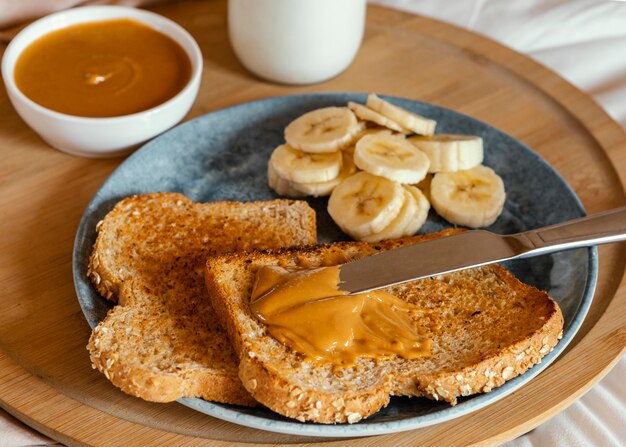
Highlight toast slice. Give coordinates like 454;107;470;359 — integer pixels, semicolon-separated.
87;192;316;404
205;229;564;423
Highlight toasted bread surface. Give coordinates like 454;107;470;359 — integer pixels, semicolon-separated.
205;230;564;423
87;192;316;404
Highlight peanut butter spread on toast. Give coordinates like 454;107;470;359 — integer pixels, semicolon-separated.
250;265;431;368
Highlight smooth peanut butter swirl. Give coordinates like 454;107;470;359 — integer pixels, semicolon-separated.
14;19;191;118
250;265;432;368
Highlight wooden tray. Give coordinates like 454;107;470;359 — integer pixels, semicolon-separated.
1;1;625;445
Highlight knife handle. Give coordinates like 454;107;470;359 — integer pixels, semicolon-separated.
516;206;626;257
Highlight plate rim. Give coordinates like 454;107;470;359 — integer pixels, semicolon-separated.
72;92;599;438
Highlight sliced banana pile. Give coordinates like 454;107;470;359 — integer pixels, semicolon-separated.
268;107;360;197
268;94;507;242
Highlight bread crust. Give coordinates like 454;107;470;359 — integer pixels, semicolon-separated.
205;230;564;423
87;192;316;404
239;356;391;423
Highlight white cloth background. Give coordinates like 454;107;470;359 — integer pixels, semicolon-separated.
1;0;625;445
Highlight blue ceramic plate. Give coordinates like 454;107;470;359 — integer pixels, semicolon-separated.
73;93;597;437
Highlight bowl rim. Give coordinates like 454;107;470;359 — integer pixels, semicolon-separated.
0;5;203;124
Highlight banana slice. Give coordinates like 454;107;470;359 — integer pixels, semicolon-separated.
344;127;392;155
267;163;307;198
409;134;483;173
403;184;430;235
348;101;407;133
328;171;406;239
269;144;343;184
430;165;506;228
354;133;430;184
360;185;431;242
366;94;436;136
285;107;359;153
360;188;418;242
291;152;357;197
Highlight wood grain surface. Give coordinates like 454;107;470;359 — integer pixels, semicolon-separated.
0;1;625;446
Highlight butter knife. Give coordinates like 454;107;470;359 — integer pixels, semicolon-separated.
339;206;626;294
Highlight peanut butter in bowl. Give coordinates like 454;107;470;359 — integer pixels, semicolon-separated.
14;18;192;118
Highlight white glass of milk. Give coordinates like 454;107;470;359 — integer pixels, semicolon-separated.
228;0;367;85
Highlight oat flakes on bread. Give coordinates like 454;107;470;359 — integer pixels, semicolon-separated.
87;192;316;404
204;229;564;423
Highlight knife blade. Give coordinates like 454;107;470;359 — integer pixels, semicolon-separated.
338;206;626;295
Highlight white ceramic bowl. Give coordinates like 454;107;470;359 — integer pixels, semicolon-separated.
1;6;203;158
